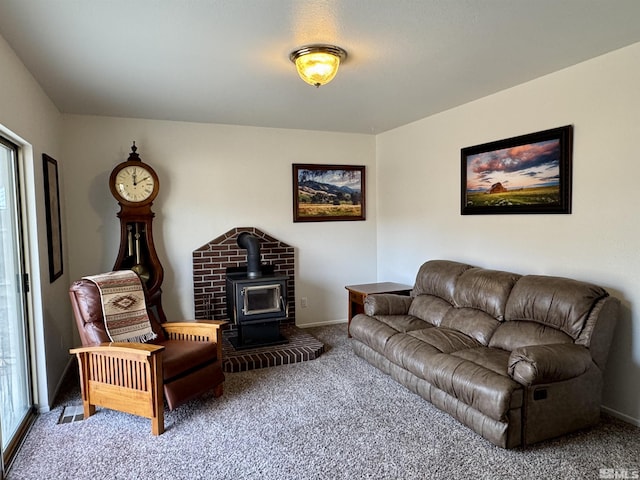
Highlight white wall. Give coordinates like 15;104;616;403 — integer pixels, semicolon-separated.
4;25;640;426
0;34;68;410
376;42;640;423
61;116;377;327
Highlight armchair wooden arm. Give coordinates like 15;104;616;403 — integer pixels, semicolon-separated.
162;320;227;362
162;320;226;340
69;343;166;435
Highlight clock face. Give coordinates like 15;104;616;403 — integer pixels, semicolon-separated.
113;165;156;203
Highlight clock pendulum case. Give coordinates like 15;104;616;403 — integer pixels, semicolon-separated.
109;142;166;322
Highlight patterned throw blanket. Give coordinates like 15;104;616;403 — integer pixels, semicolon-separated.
83;270;157;343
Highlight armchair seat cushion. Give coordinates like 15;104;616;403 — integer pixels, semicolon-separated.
160;340;218;381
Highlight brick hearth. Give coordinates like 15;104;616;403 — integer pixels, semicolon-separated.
222;325;324;373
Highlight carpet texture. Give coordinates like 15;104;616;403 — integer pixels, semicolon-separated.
7;324;640;480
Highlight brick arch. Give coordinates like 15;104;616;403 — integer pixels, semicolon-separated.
192;227;295;328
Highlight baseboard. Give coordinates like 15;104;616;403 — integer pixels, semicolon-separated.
297;319;348;329
601;405;640;427
38;357;75;414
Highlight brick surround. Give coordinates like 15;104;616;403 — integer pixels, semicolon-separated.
192;227;295;330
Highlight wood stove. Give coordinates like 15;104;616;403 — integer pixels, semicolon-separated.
225;233;289;349
226;272;289;349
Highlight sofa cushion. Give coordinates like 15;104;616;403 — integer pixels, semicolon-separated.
382;328;480;379
429;354;522;420
412;260;473;301
451;346;511;377
408;327;480;353
407;295;453;326
453;267;521;320
374;314;432;333
380;329;522;421
505;275;608;340
489;320;574;351
440;308;500;346
383;333;442;375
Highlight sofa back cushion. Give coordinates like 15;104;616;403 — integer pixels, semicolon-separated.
439;267;521;345
488;320;574;350
408;295;453;327
490;274;608;351
410;261;521;345
504;275;608;340
453;267;521;321
412;260;473;302
409;261;609;351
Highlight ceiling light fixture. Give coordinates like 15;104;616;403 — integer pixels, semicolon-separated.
289;44;347;88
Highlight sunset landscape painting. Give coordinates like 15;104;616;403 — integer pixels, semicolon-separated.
461;126;572;214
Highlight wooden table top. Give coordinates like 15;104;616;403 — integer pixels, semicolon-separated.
345;282;412;295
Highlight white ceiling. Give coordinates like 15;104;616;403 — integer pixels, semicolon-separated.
1;1;640;134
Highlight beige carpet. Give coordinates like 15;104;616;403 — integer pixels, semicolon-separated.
8;324;640;480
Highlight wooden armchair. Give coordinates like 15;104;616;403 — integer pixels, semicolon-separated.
69;278;226;435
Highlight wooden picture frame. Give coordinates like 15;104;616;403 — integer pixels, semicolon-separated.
43;154;63;282
461;125;573;215
293;164;365;222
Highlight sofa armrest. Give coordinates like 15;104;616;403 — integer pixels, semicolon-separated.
508;343;593;386
364;294;413;316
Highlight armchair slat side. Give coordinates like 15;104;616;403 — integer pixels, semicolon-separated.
70;345;165;435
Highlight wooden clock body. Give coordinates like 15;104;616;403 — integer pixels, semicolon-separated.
109;144;166;322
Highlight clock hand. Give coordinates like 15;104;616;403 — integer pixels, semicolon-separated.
137;176;150;183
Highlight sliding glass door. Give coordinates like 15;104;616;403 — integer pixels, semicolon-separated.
0;136;33;476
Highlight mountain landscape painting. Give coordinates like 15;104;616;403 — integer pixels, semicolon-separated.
293;164;365;222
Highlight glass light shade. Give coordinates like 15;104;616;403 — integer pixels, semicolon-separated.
290;45;347;87
295;52;341;87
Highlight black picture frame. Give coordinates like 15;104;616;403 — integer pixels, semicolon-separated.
293;164;366;222
461;125;573;215
43;154;63;282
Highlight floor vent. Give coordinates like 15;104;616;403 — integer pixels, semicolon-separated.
58;405;84;424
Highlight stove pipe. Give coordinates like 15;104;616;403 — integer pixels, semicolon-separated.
237;232;262;278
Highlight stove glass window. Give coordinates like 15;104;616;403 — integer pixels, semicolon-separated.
242;284;282;315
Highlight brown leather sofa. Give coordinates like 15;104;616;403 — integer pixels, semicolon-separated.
69;278;226;433
349;260;619;448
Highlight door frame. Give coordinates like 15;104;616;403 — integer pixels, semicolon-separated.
0;133;37;475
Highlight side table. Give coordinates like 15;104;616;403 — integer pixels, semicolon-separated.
345;282;412;337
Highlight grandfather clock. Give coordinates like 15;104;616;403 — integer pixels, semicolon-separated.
109;142;166;322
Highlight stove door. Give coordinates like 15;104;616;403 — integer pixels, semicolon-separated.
242;283;283;316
